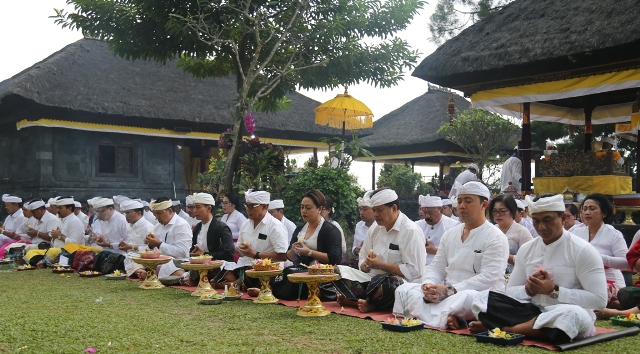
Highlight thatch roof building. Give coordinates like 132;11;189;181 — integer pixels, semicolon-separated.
0;38;342;146
0;38;345;201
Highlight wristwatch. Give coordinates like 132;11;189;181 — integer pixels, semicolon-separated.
549;285;560;299
254;252;260;259
446;285;455;297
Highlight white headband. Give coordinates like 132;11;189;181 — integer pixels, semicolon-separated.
357;195;372;208
186;196;193;206
419;195;443;208
120;199;144;211
55;197;75;206
441;198;452;206
92;198;114;209
191;193;216;205
454;181;490;200
2;194;21;203
245;190;270;205
268;199;285;209
74;201;81;208
141;201;150;207
526;194;566;214
171;200;180;206
150;200;173;211
26;200;45;210
364;189;398;207
515;199;525;210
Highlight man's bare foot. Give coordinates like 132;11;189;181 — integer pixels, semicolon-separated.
468;321;488;334
134;269;147;280
35;261;44;268
357;299;374;313
447;315;462;330
337;294;359;308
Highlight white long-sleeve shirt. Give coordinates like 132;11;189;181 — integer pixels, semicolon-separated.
500;156;522;194
127;217;155;250
52;213;85;248
423;220;509;293
90;211;129;255
2;209;27;234
352;220;377;253
23;211;60;245
153;213;192;260
572;224;629;288
507;230;607;310
280;215;297;241
75;211;90;229
236;213;288;268
416;216;459;266
505;221;534;273
359;212;426;283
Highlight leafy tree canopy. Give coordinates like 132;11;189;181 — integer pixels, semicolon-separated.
377;164;432;199
437;108;520;176
428;0;511;44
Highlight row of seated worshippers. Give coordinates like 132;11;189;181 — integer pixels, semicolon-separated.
1;182;637;345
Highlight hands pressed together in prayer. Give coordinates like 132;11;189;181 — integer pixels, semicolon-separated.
118;240;136;251
94;234;111;248
50;227;65;242
26;228;39;238
292;241;310;257
425;240;437;254
361;250;385;272
525;269;554;297
145;233;162;249
422;284;450;303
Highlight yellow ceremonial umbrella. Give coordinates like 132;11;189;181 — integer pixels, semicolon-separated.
315;86;374;140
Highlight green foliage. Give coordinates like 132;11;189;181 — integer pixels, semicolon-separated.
237;138;286;193
53;0;426;192
428;0;512;44
196;153;227;195
280;167;364;227
437;108;521;177
377;164;425;199
320;132;374;170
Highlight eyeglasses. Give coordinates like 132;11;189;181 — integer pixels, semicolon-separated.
491;209;510;216
245;203;261;209
123;211;138;215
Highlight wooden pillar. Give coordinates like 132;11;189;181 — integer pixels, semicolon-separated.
522;103;532;194
584;107;593;152
411;160;415;172
438;158;445;196
371;160;376;190
633;92;640;192
313;148;318;162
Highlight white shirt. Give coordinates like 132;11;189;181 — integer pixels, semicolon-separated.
280;215;297;241
572;224;629;288
75;211;90;229
330;220;347;254
153;213;192;260
178;209;189;220
519;217;539;237
90;211;129;255
197;219;212;252
424;220;509;293
500;156;522;194
143;211;158;226
416;216;460;266
18;216;37;241
507;230;607;310
352;220;377;253
359;212;426;283
505;221;534;273
448;170;478;198
236;212;288;268
186;216;199;228
53;213;85;248
221;210;248;242
127;216;155;250
24;212;61;245
298;218;325;251
568;221;584;233
3;209;27;234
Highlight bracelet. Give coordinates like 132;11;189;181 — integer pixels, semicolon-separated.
307;249;313;257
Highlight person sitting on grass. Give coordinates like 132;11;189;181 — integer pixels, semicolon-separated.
392;181;509;328
117;199;155;278
333;188;426;313
470;194;607;344
178;193;234;286
214;190;288;290
141;197;192;279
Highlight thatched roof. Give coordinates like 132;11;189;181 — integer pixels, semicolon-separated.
360;88;471;162
413;0;640;95
0;38;346;143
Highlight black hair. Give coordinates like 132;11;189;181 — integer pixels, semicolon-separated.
566;204;579;218
226;193;241;208
581;193;615;224
324;195;335;219
488;195;517;222
303;189;326;210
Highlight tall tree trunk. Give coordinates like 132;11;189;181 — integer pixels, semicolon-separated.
220;102;248;193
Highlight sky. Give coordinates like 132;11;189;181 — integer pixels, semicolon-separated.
0;0;444;190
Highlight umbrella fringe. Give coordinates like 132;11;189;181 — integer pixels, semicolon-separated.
315;113;373;130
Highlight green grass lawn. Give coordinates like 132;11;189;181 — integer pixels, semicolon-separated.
0;265;637;353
